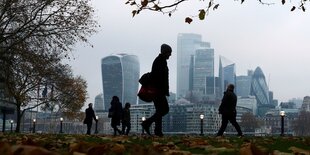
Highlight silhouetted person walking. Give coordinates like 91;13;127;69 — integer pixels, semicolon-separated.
141;44;172;137
216;84;243;137
109;96;123;136
83;103;97;135
122;102;131;135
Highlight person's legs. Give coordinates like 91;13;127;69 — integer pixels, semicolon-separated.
86;123;92;135
153;95;169;136
121;122;126;135
217;114;229;136
229;117;243;136
126;122;131;135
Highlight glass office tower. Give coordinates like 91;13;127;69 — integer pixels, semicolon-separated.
101;54;140;109
251;67;269;105
177;33;210;99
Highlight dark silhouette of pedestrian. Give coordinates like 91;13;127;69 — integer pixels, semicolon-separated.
121;102;131;135
141;44;172;137
83;103;98;135
216;84;243;137
109;96;123;136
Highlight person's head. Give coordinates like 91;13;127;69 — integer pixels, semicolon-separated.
112;96;119;102
88;103;93;108
160;44;172;59
226;84;235;92
125;102;131;109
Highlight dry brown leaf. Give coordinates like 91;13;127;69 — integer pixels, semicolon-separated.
289;146;310;155
0;142;13;155
11;145;60;155
240;143;253;155
87;144;110;155
110;143;126;154
69;142;93;154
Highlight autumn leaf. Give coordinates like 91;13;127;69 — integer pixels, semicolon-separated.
132;10;137;17
282;0;285;5
291;6;296;11
213;4;219;10
199;9;206;20
208;1;212;8
185;17;193;24
302;5;306;12
141;0;148;7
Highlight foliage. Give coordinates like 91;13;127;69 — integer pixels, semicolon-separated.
240;112;261;132
0;0;98;132
0;0;98;56
125;0;309;23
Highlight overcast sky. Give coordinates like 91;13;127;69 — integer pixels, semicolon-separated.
68;0;310;108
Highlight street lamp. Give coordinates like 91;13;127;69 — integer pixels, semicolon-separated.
280;111;285;136
60;117;63;133
32;119;36;133
10;120;13;132
95;116;98;134
141;117;146;134
200;114;204;136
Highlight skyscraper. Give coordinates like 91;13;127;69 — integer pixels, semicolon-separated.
218;56;236;98
251;67;269;105
94;93;104;112
177;33;210;99
236;70;252;97
101;54;140;109
193;48;215;98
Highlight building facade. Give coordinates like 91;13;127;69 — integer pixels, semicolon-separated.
251;67;270;106
101;54;140;109
177;33;208;99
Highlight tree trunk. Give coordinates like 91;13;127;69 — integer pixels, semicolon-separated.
15;105;21;133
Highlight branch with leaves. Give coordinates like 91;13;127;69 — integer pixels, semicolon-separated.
125;0;308;23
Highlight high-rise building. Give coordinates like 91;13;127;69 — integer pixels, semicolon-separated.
218;56;236;98
101;54;140;109
192;48;215;100
236;73;252;97
301;96;310;112
251;67;269;105
94;93;104;112
177;33;208;99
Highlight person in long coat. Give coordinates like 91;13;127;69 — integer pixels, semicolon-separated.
109;96;123;136
83;103;97;135
216;84;243;137
141;44;172;137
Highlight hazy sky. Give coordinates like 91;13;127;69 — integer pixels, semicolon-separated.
68;0;310;108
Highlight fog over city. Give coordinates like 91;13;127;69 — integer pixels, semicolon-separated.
67;0;310;108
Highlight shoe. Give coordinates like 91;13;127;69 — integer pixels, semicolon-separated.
238;134;244;138
141;122;151;136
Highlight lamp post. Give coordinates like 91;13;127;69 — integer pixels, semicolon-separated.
280;111;285;136
60;117;63;133
10;120;13;132
32;119;36;133
95;116;98;134
200;114;204;136
141;117;146;134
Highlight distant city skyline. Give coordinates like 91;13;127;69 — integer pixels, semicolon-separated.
68;0;310;109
